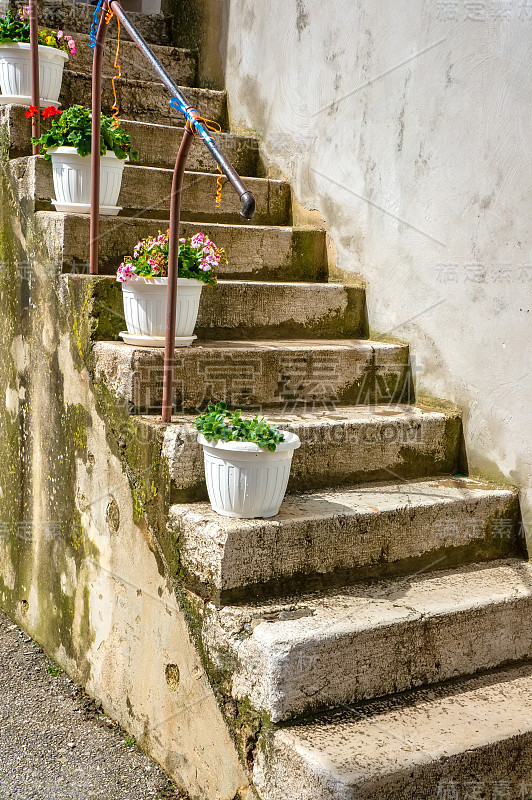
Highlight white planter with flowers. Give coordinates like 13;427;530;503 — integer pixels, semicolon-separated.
117;231;223;347
31;104;137;215
195;402;301;519
0;10;76;105
0;42;68;105
48;146;126;214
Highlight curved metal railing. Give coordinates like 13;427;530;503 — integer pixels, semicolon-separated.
85;0;257;421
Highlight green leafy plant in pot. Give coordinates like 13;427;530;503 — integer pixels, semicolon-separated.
195;401;301;518
31;104;138;214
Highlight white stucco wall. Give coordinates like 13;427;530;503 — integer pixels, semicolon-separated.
222;0;532;532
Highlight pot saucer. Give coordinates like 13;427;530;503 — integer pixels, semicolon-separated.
119;332;197;348
0;95;61;107
51;200;122;216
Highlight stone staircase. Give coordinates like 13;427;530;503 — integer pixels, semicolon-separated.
3;2;531;798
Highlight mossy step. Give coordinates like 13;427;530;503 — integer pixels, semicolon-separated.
60;71;227;127
130;403;461;505
1;105;260;175
92;339;411;413
64;274;367;341
254;662;532;800
169;476;521;602
204;558;532;722
12;156;290;226
35;212;328;282
70;33;197;87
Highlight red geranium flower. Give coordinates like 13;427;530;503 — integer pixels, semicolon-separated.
42;106;62;120
25;106;39;119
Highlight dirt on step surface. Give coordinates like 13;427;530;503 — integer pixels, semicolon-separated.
0;607;186;800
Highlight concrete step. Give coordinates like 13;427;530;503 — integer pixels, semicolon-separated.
133;404;461;504
1;106;260;175
92;339;411;413
60;71;227;126
65;275;367;340
34;211;328;282
253;662;532;800
168;477;521;602
13;156;290;226
71;33;197;87
203;559;532;722
10;0;173;45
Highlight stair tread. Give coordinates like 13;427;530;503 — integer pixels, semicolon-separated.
171;475;517;524
212;556;529;623
205;558;532;721
254;662;532;798
94;337;397;352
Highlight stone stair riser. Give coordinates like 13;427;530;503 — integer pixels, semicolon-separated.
60;72;227;127
92;341;412;413
71;34;197;87
10;0;173;45
34;212;328;281
12;156;290;226
1;106;260;175
169;484;520;600
64;275;366;341
204;562;532;721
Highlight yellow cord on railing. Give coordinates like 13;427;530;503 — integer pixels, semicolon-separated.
105;7;121;127
187;113;224;207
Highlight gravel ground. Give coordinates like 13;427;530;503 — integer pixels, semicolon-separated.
0;607;187;800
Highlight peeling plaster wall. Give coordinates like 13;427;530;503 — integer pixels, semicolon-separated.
0;139;248;800
222;0;532;532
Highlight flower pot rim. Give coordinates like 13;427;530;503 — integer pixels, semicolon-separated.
48;146;123;159
0;41;69;60
198;431;301;454
119;275;204;286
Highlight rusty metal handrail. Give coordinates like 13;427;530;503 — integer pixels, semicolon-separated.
89;0;256;422
29;0;40;153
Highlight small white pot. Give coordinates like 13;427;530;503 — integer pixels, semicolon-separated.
0;42;68;105
121;276;203;339
198;431;301;518
48;146;126;215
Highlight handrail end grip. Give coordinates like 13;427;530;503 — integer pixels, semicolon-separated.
240;191;256;220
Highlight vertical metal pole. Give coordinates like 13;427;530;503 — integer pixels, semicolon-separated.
161;122;194;423
89;3;109;276
29;0;40;154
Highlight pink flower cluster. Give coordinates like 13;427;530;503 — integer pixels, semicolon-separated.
191;232;221;271
117;261;135;283
57;30;77;56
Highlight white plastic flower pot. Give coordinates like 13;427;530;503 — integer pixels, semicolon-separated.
0;43;68;106
198;431;301;518
48;146;126;215
120;276;203;345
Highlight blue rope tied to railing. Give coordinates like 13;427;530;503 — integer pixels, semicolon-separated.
168;99;216;147
89;0;105;51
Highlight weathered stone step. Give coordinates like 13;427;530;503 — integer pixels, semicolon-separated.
169;477;520;602
35;211;328;282
1;106;260;175
253;662;532;800
10;0;173;45
92;339;411;413
120;120;260;175
71;33;197;87
203;559;532;722
15;156;290;225
66;275;366;340
134;404;461;504
60;71;227;126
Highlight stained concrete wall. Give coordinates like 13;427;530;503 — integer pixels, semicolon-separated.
220;0;532;533
0;134;249;800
